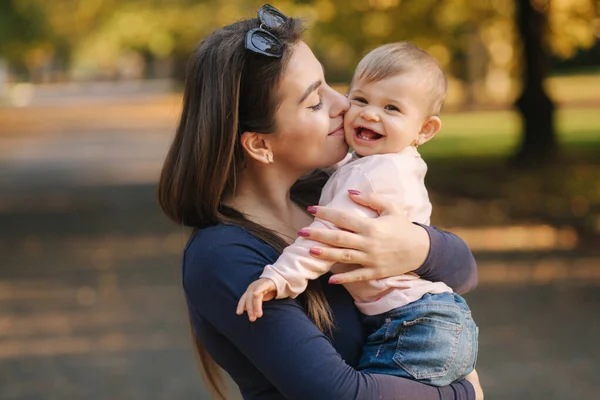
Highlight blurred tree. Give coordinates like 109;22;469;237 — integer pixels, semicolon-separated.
551;41;600;72
513;0;598;165
0;0;50;79
296;0;598;165
0;0;123;81
0;0;597;113
62;0;259;79
513;0;557;165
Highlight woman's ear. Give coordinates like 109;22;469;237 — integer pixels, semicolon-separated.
416;116;442;145
240;131;274;164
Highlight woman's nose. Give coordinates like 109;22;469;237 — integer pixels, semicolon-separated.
361;108;380;122
329;86;350;117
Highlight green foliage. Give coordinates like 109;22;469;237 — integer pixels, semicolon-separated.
0;0;49;70
0;0;597;82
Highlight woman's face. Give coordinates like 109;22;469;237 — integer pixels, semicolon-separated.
270;41;350;174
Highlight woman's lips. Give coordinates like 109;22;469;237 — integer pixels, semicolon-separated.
328;125;345;136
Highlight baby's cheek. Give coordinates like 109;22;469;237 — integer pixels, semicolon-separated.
343;125;355;147
345;103;360;120
343;106;358;137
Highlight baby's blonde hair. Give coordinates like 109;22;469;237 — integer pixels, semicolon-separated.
351;42;447;116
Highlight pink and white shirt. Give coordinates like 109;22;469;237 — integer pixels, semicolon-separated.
260;146;452;316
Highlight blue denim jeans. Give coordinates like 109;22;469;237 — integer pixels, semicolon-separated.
357;292;478;387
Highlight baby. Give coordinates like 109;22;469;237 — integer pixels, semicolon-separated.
237;42;478;387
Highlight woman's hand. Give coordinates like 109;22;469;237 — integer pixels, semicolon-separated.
465;370;484;400
304;190;431;284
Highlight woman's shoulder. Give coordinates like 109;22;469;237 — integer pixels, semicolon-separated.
186;223;251;248
186;223;276;253
182;224;278;296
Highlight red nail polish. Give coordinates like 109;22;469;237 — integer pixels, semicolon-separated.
307;206;318;214
347;189;361;195
328;276;339;284
309;247;322;256
298;229;310;237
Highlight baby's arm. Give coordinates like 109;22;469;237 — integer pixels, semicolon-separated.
236;217;343;321
236;278;278;321
237;166;377;321
238;155;430;321
262;166;378;297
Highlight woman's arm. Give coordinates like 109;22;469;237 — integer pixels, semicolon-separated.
414;224;478;294
299;191;478;294
185;244;475;400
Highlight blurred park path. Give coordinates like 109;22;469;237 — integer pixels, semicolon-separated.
1;90;599;399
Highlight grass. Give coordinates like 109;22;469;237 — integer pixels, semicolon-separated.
420;108;600;159
332;73;600;159
398;107;600;246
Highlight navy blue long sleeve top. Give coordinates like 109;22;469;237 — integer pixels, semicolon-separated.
183;223;478;400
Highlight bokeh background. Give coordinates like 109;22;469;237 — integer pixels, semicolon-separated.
1;1;599;399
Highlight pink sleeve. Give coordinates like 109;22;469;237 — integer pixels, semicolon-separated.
320;152;354;177
364;154;431;225
260;166;378;299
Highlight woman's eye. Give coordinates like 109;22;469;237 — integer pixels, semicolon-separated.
351;97;367;104
308;102;323;111
385;104;400;112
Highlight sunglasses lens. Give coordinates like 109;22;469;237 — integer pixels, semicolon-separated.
250;30;282;55
259;6;287;29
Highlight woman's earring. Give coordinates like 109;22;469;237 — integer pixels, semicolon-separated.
266;153;274;164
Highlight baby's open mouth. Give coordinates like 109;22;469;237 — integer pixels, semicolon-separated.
356;127;383;141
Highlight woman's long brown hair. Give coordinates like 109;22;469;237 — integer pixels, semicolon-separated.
157;17;334;400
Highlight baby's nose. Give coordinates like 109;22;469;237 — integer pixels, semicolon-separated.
361;109;381;122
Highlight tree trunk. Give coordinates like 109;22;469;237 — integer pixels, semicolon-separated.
513;0;558;166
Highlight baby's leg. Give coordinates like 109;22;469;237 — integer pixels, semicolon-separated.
357;292;478;387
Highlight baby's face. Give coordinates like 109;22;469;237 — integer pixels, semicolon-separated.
344;72;431;157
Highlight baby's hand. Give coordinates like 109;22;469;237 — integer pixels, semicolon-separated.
236;278;277;322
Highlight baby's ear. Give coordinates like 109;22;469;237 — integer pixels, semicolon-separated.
417;116;442;145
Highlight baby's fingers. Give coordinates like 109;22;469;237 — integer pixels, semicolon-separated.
252;291;264;320
245;291;257;322
236;292;248;315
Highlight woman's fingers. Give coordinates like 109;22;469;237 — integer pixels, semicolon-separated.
347;191;400;216
310;205;368;233
308;191;402;234
328;268;380;285
309;246;366;265
304;227;366;250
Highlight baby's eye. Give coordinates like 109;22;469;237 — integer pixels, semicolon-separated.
384;104;400;112
351;96;368;104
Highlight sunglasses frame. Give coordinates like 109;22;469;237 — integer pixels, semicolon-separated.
244;28;283;58
244;4;289;58
258;4;288;28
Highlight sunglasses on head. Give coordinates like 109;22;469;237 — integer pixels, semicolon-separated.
245;4;289;58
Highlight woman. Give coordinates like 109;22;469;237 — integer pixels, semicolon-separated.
158;5;482;400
